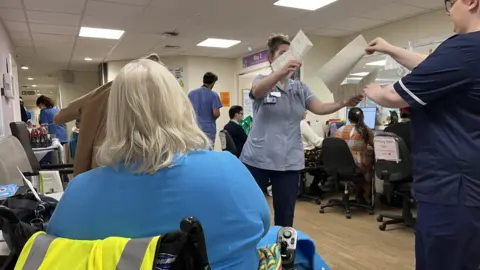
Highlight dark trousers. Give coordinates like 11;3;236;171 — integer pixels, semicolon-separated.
245;164;299;227
416;202;480;270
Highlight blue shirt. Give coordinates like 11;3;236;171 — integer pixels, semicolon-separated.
393;31;480;206
47;151;271;269
241;75;316;171
39;107;68;143
188;87;223;142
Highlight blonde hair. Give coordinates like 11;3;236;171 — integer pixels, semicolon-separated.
97;59;210;174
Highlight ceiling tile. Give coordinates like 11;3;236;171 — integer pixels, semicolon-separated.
359;3;426;22
82;1;143;29
30;24;79;35
0;8;26;22
397;0;445;9
329;17;385;31
10;31;31;41
314;28;352;37
27;10;81;26
35;41;74;53
15;46;37;58
33;33;76;43
4;21;29;32
94;0;149;6
0;0;22;8
107;33;162;60
24;0;86;15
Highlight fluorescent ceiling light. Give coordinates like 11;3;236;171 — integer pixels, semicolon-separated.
79;27;124;40
346;77;362;81
36;94;41;96
84;57;93;61
21;66;29;70
27;77;34;80
365;60;386;66
274;0;337;10
350;72;369;76
197;38;241;48
32;85;37;87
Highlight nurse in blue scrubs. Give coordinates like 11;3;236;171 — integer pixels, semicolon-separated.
36;95;68;144
364;1;480;269
241;34;363;227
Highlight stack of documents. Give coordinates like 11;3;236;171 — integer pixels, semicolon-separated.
271;30;313;77
333;69;378;103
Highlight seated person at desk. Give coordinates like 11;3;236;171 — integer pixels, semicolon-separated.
335;107;374;204
223;105;248;157
47;59;271;269
301;111;324;167
384;107;412;152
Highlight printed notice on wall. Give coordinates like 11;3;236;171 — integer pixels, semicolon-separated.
374;136;400;162
168;67;184;87
219;92;230;107
243;89;253;117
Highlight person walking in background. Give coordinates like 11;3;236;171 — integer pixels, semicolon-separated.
363;1;480;268
54;54;162;176
224;105;248;157
36;95;68;144
188;72;223;145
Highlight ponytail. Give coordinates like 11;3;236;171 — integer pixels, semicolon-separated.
348;107;369;144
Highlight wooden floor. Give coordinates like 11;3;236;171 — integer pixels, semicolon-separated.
268;198;415;270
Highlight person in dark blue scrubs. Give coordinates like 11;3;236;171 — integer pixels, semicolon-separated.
364;1;480;269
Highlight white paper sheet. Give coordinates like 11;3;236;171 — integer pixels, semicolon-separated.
318;35;368;93
271;30;313;77
17;168;43;202
333;70;378;102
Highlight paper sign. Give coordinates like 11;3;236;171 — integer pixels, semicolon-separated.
219;92;230;107
271;30;313;77
333;70;378;102
373;137;399;162
318;35;368;93
17;167;42;202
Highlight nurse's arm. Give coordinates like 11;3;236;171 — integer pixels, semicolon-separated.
307;99;346;115
251;71;285;99
385;45;427;70
364;83;409;108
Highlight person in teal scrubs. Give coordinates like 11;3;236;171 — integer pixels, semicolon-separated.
36;95;68;144
241;34;363;226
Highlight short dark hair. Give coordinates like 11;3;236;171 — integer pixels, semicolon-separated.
267;34;290;59
203;72;218;85
229;105;243;119
36;95;55;108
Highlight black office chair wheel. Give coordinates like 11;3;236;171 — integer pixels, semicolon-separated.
315;199;321;205
368;209;375;215
319;208;325;214
379;224;386;231
376;216;383;222
345;213;351;219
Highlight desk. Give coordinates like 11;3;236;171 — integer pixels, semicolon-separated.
0;192;64;256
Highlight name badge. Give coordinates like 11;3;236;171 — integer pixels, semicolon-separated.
263;93;277;104
271;92;282;97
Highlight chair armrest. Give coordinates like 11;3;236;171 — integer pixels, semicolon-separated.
40;164;74;170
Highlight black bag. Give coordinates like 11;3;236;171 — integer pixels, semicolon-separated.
0;192;58;270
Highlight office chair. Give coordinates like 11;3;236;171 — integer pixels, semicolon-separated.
374;132;415;231
219;130;237;156
299;166;323;205
319;137;374;219
9;122;74;180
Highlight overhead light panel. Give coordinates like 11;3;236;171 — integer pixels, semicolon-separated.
274;0;337;11
32;85;37;87
21;66;29;70
350;72;369;76
84;57;93;61
365;60;386;66
197;38;241;48
79;27;124;40
27;77;34;80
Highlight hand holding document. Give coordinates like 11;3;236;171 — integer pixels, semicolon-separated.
271;30;313;78
318;35;368;93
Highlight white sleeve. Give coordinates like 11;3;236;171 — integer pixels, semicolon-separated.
300;121;324;148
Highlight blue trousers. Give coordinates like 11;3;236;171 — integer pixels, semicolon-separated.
245;165;299;227
416;202;480;270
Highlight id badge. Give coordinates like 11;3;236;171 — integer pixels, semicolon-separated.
264;94;277;104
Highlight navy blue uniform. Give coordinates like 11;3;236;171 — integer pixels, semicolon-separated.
393;32;480;270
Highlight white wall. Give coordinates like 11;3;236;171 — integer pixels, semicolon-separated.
0;21;19;136
59;71;100;136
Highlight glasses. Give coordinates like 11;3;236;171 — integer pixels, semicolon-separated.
445;0;456;13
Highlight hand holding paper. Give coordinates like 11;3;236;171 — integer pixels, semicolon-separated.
271;30;313;78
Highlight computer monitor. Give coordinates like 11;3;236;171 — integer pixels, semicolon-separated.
346;107;376;129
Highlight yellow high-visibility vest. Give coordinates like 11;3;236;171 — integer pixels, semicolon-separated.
15;232;161;270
